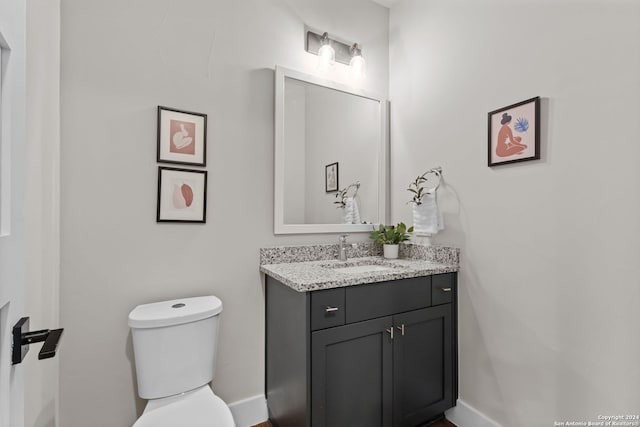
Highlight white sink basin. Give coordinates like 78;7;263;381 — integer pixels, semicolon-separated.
332;265;395;274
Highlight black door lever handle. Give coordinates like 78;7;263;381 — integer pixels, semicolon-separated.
12;317;64;365
38;328;64;360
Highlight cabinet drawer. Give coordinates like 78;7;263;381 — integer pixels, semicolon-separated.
311;288;345;331
431;273;455;305
345;276;432;324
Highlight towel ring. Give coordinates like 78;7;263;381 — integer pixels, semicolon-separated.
344;182;360;198
420;167;442;193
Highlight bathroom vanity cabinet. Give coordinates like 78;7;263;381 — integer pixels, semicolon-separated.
265;273;458;427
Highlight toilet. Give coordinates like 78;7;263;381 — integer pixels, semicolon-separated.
128;296;235;427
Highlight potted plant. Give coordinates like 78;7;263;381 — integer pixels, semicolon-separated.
333;187;348;209
407;172;431;206
334;183;362;224
369;222;413;259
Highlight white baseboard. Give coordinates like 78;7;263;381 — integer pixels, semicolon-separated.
228;394;268;427
227;395;499;427
446;399;503;427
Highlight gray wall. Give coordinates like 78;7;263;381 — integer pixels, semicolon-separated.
25;2;61;426
304;85;380;224
59;0;388;425
282;80;306;224
389;0;640;426
282;80;380;225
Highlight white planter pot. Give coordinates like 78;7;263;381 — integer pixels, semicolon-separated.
383;244;399;259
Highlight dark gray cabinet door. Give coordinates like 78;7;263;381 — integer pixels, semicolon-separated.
392;305;453;427
311;316;393;427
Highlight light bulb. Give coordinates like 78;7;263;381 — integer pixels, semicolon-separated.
349;44;366;79
349;55;366;78
318;44;335;65
317;32;335;68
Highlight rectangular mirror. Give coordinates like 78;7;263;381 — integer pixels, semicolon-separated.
274;66;388;234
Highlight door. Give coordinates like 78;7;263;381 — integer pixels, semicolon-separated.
311;317;393;427
393;305;453;427
0;0;27;425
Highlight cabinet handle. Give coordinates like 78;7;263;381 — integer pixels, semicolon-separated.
325;306;339;313
385;327;394;339
440;287;452;292
396;324;405;336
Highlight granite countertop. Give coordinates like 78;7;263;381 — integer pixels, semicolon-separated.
260;242;460;292
260;256;458;292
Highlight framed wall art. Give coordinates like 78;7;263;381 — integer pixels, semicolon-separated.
488;96;540;167
157;106;207;166
325;162;339;192
157;167;207;223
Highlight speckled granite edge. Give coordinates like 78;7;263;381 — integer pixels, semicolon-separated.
260;242;458;266
400;242;460;265
259;242;382;265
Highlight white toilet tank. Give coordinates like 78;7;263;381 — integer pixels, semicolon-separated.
128;296;223;400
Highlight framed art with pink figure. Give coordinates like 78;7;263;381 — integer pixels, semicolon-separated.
488;97;540;167
157;106;207;166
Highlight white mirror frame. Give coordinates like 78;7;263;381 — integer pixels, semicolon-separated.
274;66;389;234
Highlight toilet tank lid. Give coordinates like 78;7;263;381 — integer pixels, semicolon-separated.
128;296;223;329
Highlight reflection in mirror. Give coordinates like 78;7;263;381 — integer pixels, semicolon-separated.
274;67;388;234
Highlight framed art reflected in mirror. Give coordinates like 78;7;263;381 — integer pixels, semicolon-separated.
325;162;338;193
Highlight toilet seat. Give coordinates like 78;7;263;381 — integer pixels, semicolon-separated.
133;385;235;427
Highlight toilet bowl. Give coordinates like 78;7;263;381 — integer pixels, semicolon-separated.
128;296;235;427
133;385;235;427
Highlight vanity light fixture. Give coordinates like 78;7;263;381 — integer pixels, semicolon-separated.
306;30;366;77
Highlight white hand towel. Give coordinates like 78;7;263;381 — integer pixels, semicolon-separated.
412;192;444;235
351;197;361;224
343;197;361;224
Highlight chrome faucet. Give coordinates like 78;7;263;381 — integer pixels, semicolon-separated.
339;235;352;261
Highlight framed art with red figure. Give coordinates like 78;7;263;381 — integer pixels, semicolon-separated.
157;167;207;223
488;97;540;167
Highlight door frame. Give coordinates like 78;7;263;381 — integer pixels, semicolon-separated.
0;0;27;424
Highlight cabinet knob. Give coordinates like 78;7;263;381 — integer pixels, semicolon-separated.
325;306;339;313
440;287;452;292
